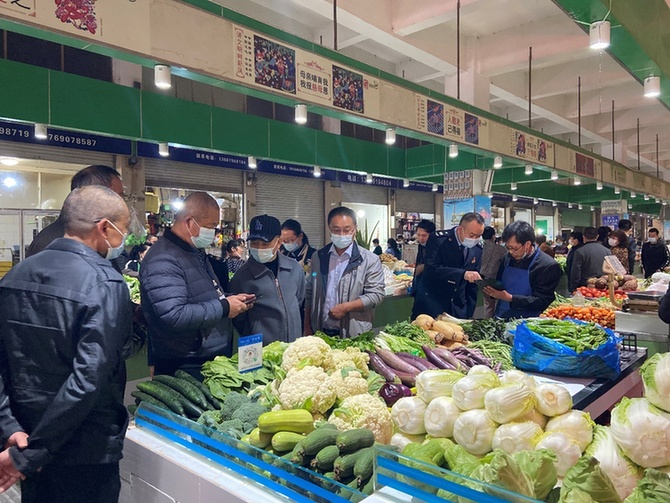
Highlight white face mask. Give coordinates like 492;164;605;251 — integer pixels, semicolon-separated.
104;221;127;260
250;247;276;263
189;220;216;249
608;238;618;247
283;241;300;253
331;233;353;249
649;237;658;244
463;237;481;248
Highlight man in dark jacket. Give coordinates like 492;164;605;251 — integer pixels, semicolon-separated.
231;215;305;344
0;186;132;502
26;165;124;258
618;219;636;275
484;220;561;319
641;228;669;279
140;192;252;378
569;227;612;292
412;212;485;319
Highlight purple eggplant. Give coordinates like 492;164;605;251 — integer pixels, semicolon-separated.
367;351;397;382
393;370;417;387
431;347;464;371
421;346;455;370
396;352;437;371
375;348;421;376
463;348;490;366
379;382;413;406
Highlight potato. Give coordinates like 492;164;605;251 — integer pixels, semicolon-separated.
586;277;597;287
622;275;636;282
622;279;638;291
594;278;608;290
412;314;435;331
431;320;456;338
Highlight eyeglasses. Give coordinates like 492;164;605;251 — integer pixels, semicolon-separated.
505;244;524;253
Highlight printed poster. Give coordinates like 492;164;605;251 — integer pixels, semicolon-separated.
415;94;489;149
509;129;554;167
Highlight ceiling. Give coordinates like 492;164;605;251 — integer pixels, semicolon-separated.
211;0;670;178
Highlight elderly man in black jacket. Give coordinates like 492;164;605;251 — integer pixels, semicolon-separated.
140;192;253;378
0;186;132;501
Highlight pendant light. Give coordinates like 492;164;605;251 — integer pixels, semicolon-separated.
449;144;459;158
573;176;581;186
533;197;539;204
154;64;172;89
248;156;257;169
385;128;396;145
578;204;583;210
34;123;47;139
589;21;610;50
630;191;636;198
525;164;533;175
403;178;410;188
431;183;438;192
510;182;517;191
644;194;650;201
614;186;621;195
294;104;307;124
512;194;518;202
493;156;503;169
644;76;661;98
551;169;558;180
313;166;321;178
552;201;557;207
365;173;373;184
158;142;170;157
596;181;603;190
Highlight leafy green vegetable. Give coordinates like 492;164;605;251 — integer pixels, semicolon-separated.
512;449;558;501
376;332;426;356
460;318;511;344
315;330;377;352
560;456;622;503
383;321;435;347
624;468;670;503
202;354;272;400
123;275;141;304
467;449;536;499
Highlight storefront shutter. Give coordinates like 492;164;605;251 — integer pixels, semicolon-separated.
255;173;326;248
0;140;115;167
395;189;436;215
144;159;244;193
341;182;388;205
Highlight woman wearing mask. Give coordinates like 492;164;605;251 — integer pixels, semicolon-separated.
280;219;316;272
565;231;584;280
608;229;630;273
230;215;305;344
386;238;402;260
123;243;150;275
224;238;246;276
553;236;568;255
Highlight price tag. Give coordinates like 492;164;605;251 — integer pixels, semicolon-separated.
238;333;263;373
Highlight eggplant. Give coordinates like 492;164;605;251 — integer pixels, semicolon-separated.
396;352;437;371
421;345;455;370
393;370;417;387
463;348;490;366
379;382;412;406
367;351;397;382
375;348;421;376
431;346;464;371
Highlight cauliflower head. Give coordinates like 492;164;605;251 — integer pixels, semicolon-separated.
330;369;368;401
327;347;370;376
277;365;337;414
281;336;332;372
328;393;393;444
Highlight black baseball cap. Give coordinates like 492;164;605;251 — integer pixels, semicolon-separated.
248;214;281;242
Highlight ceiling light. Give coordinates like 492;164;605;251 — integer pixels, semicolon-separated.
403;178;410;188
3;177;16;188
294;104;307;124
154;64;172;90
568;203;573;209
510;182;517;191
493;156;503;169
488;193;494;198
614;186;621;195
0;157;19;167
573;176;581;186
589;20;610;50
34;123;47;139
552;201;557;207
664;201;668;206
248;156;257;169
158;142;170;157
313;165;321;178
644;76;661;98
449;144;459;158
591;206;595;211
172;199;184;211
533;197;539;204
431;183;438;192
578;204;583;210
525;164;533;175
644;194;650;201
366;173;373;184
385;128;396;145
551;169;558;180
628;204;633;209
630;191;636;198
656;198;661;203
512;194;518;202
596;181;603;190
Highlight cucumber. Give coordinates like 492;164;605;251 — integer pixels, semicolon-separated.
257;409;314;434
137;381;185;416
289;442;313;466
271;431;305;453
333;451;362;480
312;445;340;471
336;429;375;454
174;370;222;409
127;404;138;416
249;427;273;449
153;374;209;410
131;389;172;412
301;427;341;455
353;447;374;486
361;476;374;495
175;394;204;419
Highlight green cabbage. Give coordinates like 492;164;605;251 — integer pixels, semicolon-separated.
466;449;535;500
512;449;558;501
639;352;670;413
560;455;622;503
623;468;670;503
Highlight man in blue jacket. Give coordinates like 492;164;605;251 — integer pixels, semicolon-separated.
412;212;485;319
0;186;132;502
140;192;253;378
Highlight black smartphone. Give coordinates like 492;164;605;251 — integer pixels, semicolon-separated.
244;294;261;304
476;278;505;290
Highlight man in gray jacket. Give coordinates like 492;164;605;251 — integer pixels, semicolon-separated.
230;215;305;344
304;206;385;338
569;226;612;292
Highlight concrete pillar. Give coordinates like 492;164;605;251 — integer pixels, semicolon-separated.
116;155;146;224
321;116;341;135
112;60;143;88
324;181;343;244
444;66;491;111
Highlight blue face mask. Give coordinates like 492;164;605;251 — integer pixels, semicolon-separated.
190;220;216;249
283;241;300;253
105;221;127;261
331;233;353;250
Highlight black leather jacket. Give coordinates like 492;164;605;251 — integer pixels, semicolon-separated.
0;238;132;475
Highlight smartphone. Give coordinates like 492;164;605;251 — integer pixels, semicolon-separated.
244;294;261;304
476;278;505;291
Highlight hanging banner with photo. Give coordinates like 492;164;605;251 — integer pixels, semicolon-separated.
415;94;489;149
508;129;555;167
570;152;602;180
601;200;627;215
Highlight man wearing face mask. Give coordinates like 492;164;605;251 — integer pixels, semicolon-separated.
412;212;485;319
304;206;385;338
230;215;305;344
641;228;669;279
484;220;562;319
0;186;132;502
140;192;253;378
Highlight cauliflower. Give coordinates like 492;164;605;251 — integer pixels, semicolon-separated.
277;365;337;414
330;369;368;401
281;336;332;372
326;347;370;376
328;393;393;444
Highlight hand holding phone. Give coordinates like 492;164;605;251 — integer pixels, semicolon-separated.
244;294;261;304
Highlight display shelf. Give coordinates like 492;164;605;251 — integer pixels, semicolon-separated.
373;446;542;503
133;402;365;503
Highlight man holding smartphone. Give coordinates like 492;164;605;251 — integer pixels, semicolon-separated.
230;215;306;344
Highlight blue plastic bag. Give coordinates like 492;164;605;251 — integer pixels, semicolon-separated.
512;319;621;380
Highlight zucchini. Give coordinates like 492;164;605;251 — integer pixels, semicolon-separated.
336;429;375;454
361;476;374;495
127;404;138;416
271;431;305;453
131;388;175;413
174;369;221;409
353;447;374;486
249;427;273;449
333;452;362;480
289;442;313;466
136;381;185;416
312;445;340;471
153;374;209;410
257;409;314;434
301;427;340;456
